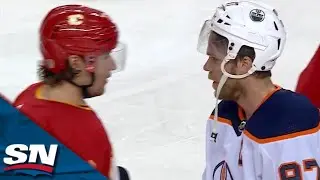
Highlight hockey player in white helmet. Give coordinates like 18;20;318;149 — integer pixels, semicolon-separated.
198;1;320;179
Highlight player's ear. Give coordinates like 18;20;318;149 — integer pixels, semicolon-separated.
237;56;252;73
68;55;84;73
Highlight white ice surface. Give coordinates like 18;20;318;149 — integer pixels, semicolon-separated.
0;0;319;179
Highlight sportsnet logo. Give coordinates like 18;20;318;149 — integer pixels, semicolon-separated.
3;144;58;175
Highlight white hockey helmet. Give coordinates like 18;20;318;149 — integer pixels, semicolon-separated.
198;1;287;136
197;0;287;78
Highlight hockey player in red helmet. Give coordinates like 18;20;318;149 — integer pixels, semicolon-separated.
296;45;320;108
13;5;129;180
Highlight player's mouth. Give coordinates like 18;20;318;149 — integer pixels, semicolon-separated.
208;73;219;88
208;76;218;83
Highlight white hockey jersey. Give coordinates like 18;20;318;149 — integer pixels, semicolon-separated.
203;87;320;180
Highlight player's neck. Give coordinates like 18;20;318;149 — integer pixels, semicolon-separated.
41;82;86;106
236;78;276;119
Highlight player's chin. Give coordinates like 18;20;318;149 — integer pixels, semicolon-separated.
93;88;106;96
212;81;218;90
88;86;106;97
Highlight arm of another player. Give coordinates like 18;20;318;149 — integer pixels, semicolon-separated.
296;45;320;108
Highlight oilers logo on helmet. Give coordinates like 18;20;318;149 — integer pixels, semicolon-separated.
249;9;265;22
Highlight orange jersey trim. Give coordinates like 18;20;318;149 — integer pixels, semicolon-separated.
259;85;281;107
35;85;92;111
209;115;232;126
244;122;320;144
237;107;246;121
237;85;281;120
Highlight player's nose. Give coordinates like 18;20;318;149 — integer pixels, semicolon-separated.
107;56;117;71
203;59;210;72
111;58;116;71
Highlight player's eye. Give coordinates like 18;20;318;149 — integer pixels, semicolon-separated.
210;56;221;63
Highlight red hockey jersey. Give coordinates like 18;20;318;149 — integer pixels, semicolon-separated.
296;46;320;108
13;82;114;178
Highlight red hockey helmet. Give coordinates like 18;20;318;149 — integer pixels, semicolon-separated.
39;5;126;73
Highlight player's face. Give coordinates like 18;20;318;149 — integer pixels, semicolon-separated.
203;56;241;100
87;53;116;97
201;31;243;100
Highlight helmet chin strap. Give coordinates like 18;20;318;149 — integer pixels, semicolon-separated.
67;73;95;99
212;74;228;134
220;57;257;79
211;54;256;136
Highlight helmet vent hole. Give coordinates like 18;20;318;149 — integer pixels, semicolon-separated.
280;20;285;28
277;38;281;50
217;19;223;23
273;9;278;16
274;22;278;31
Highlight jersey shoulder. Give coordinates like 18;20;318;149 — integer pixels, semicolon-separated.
13;82;95;126
245;89;320;144
13;82;43;106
